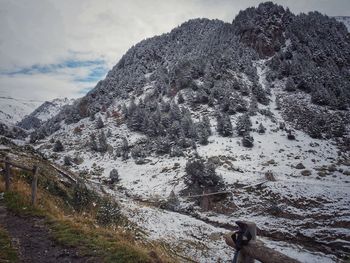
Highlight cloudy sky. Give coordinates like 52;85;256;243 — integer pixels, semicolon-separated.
0;0;349;102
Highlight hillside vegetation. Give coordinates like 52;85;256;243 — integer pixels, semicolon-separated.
1;2;349;262
0;141;175;263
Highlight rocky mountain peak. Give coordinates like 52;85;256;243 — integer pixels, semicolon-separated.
233;2;293;57
17;97;75;131
30;2;350;147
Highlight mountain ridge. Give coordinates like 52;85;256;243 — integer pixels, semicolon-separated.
0;96;43;126
32;2;350;145
4;2;350;262
18;97;75;130
335;16;350;31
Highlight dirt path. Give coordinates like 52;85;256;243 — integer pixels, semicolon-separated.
0;203;95;263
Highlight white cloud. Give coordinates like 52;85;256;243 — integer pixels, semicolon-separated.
0;70;93;101
0;0;349;101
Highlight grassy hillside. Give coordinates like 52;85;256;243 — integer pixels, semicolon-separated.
0;141;174;263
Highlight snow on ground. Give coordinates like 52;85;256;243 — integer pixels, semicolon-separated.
105;188;339;263
35;60;350;262
335;16;350;31
34;98;75;122
80;152;187;198
263;239;337;263
119;200;231;262
0;96;42;125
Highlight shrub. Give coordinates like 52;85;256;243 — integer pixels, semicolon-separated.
63;156;72;166
242;135;254;148
120;137;130;160
184;157;223;193
155;137;172;155
265;170;276;181
165;190;180;210
301;170;312;176
236;114;252;136
131;145;146;160
177;93;185;104
287;130;296;140
170;145;184;157
73;126;82;134
216;113;233;137
53;140;64;152
96;199;122;226
95;116;104;129
285;78;296;92
71;181;96;212
258;123;266;134
109;169;120;184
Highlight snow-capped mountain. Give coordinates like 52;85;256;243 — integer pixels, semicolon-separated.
31;97;75;122
0;96;42;125
0;96;74;139
26;2;350;262
335;16;350;31
18;98;75;130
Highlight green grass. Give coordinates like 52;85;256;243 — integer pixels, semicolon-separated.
2;190;152;263
3;191;44;217
48;219;151;263
0;227;18;262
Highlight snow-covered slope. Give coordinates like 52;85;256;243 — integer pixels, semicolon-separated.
35;60;349;262
32;98;75;122
18;98;75;130
30;3;350;262
335;16;350;31
0;96;42;125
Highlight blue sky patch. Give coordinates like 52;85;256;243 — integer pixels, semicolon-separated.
75;65;108;83
0;59;108;96
2;59;107;76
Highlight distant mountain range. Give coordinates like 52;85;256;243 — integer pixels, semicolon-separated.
0;97;74;139
0;96;74;128
0;96;42;125
17;98;75;130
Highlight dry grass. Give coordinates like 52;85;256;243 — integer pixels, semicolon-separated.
0;164;176;263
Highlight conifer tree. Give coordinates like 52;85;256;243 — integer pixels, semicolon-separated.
96;116;104;129
216;112;233;137
197;122;210;145
53;140;64;152
90;134;98;152
202;115;212;135
236;113;251;136
98;131;108;152
121;137;129;160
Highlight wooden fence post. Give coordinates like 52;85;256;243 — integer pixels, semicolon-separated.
31;165;39;206
201;190;209;211
238;221;256;263
5;157;11;191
